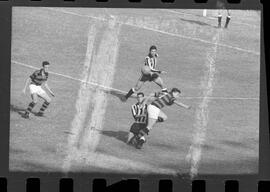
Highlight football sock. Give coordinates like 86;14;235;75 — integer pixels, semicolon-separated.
224;16;231;28
125;88;135;99
138;127;150;138
157;117;164;122
162;88;168;93
218;15;222;27
39;101;50;113
26;102;36;113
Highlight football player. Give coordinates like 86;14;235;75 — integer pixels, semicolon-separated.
123;45;168;101
21;61;55;119
217;0;231;28
135;88;191;149
127;92;148;146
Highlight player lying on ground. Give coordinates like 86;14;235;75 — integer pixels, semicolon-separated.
135;88;191;149
123;45;168;101
21;61;55;119
126;92;148;146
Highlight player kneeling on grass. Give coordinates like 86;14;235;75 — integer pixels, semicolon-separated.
135;88;191;149
124;45;168;101
127;92;148;146
21;61;55;119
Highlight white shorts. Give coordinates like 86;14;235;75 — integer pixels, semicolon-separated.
29;84;46;96
147;104;160;120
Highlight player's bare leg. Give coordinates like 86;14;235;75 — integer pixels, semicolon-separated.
218;10;222;28
127;132;134;144
135;118;156;149
36;92;51;116
124;80;144;101
224;9;231;28
22;93;38;119
153;76;168;93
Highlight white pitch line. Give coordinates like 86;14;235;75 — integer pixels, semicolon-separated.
186;29;221;179
12;60;127;95
62;23;98;173
12;60;259;101
79;16;121;163
165;9;260;28
45;7;107;22
43;7;259;56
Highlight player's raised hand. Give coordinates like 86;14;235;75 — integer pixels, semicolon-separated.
50;92;55;97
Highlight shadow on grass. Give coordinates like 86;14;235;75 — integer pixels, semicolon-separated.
180;18;212;27
100;130;128;143
11;160;57;172
150;142;178;151
103;89;136;102
105;90;125;101
10;104;25;116
10;147;26;155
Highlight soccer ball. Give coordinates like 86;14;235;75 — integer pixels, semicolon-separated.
141;65;151;75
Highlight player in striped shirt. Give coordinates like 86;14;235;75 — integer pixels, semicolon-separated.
135;88;191;149
21;61;55;119
126;92;148;146
123;45;168;101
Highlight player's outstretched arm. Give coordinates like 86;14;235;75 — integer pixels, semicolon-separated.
22;78;30;94
44;82;55;97
174;100;191;109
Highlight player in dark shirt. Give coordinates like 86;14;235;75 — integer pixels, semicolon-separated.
135;88;191;149
21;61;55;119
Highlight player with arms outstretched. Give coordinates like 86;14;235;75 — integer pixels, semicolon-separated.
21;61;55;119
123;45;168;101
135;88;191;149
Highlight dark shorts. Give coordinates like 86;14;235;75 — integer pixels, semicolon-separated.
139;73;159;82
130;123;147;135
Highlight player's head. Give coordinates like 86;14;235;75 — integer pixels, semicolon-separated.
171;88;181;98
42;61;50;72
137;92;144;103
149;45;157;57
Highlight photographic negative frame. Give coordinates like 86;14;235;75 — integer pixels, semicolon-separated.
0;0;269;191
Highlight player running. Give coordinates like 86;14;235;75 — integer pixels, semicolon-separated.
21;61;55;119
126;92;148;146
123;45;168;101
135;88;191;149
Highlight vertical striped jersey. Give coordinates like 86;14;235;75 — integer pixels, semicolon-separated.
30;69;48;86
145;54;157;70
151;92;176;109
131;102;148;124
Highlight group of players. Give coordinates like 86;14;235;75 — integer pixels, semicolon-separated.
123;45;191;149
21;45;191;149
